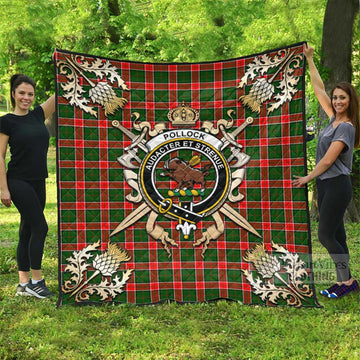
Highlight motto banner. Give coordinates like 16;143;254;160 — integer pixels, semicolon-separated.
55;42;320;307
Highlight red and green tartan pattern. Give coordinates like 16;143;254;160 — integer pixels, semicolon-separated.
55;43;319;306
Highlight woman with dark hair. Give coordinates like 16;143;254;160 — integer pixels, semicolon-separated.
293;44;360;299
0;74;55;298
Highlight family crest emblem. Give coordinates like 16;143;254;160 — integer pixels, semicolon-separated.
111;103;261;258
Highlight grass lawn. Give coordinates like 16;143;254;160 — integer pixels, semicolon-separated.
0;145;359;360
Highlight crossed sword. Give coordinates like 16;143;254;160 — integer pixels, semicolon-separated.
110;118;261;240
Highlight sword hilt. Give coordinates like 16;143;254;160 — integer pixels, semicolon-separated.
112;120;148;153
220;117;253;150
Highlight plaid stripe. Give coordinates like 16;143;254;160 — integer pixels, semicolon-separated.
55;43;318;306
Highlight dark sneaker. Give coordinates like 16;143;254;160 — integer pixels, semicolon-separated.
319;283;340;297
328;280;359;299
16;284;33;297
25;279;54;299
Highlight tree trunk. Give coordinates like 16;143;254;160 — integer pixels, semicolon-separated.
321;0;358;90
313;0;360;222
107;0;121;44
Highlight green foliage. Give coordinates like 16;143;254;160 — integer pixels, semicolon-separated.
49;136;57;147
238;0;326;54
0;0;57;103
0;0;327;92
0;0;334;113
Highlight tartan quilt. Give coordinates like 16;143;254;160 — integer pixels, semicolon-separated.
55;42;320;307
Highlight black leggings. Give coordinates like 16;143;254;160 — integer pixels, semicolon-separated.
7;178;48;272
316;175;352;282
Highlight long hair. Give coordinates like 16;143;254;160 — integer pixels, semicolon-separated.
10;74;36;108
330;82;360;148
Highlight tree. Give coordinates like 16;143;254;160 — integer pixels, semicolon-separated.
0;0;56;100
0;0;332;145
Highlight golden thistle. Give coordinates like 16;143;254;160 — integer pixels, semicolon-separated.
243;242;309;304
239;50;296;114
89;82;128;117
243;243;281;279
92;243;131;277
67;242;132;299
239;78;274;114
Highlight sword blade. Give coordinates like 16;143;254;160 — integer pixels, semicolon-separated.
220;203;262;238
110;203;151;237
